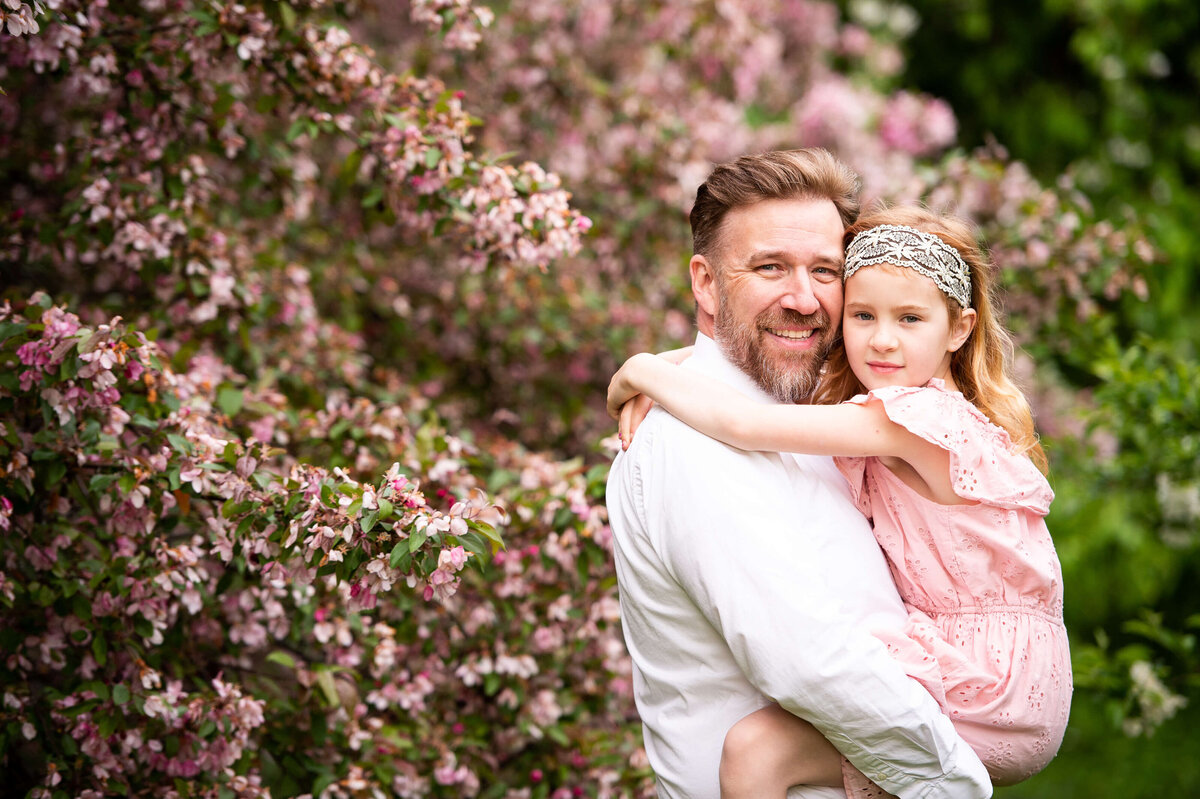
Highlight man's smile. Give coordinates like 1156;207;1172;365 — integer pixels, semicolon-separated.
766;327;815;341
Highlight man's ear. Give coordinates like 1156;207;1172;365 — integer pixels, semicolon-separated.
690;254;719;319
949;307;977;352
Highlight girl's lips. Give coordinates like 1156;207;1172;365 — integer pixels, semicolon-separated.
867;362;902;372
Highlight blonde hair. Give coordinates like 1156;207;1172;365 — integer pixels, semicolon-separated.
815;206;1048;473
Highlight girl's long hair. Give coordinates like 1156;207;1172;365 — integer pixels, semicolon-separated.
815;205;1048;473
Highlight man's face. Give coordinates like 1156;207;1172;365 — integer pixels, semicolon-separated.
694;198;845;403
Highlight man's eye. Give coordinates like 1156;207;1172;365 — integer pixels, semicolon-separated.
757;263;781;272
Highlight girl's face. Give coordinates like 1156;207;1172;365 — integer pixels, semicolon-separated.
841;264;976;392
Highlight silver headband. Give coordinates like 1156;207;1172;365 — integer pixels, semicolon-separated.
843;224;972;308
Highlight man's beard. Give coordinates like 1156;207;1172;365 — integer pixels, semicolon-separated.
714;299;833;404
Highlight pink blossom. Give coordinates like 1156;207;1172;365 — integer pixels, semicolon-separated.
438;545;468;571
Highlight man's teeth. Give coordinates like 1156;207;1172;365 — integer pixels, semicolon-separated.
769;329;813;340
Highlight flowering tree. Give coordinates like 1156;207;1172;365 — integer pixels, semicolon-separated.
0;1;642;796
1;0;1191;797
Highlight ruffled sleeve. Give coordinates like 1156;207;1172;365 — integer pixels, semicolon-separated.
834;455;873;519
845;380;1054;515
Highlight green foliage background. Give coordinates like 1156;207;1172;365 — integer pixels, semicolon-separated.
888;0;1200;792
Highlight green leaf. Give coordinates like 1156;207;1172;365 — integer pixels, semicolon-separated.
42;459;67;487
361;186;384;208
92;635;108;667
377;498;394;519
112;684;131;705
89;472;120;492
483;673;501;696
286;119;309;143
266;650;297;669
469;520;505;549
389;543;411;571
315;669;339;707
545;724;570;746
361;510;378;533
134;617;154;639
0;321;23;342
217;385;243;417
97;711;118;739
460;534;487;561
166;433;192;455
312;773;338;798
408;529;428;554
59;354;80;380
278;2;297;30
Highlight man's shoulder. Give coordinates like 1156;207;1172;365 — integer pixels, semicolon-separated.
619;406;763;470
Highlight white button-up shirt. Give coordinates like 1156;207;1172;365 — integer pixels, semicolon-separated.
606;334;991;799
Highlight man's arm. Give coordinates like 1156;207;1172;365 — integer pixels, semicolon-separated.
641;419;991;799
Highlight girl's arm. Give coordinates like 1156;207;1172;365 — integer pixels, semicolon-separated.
608;352;916;460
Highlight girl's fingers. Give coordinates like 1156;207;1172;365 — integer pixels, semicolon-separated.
619;393;654;449
619;402;631;449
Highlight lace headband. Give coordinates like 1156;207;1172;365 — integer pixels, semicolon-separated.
843;224;972;308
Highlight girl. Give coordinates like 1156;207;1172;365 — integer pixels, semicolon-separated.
607;206;1071;798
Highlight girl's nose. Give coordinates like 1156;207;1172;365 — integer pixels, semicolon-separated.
870;327;898;351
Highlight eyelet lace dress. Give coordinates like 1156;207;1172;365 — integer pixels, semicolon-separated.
834;380;1071;797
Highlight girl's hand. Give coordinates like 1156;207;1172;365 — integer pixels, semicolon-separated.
618;392;655;449
608;349;694;449
607;352;657;419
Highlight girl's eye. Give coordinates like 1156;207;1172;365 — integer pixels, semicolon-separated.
901;315;921;323
852;312;873;321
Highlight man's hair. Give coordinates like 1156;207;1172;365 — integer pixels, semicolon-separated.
689;148;861;258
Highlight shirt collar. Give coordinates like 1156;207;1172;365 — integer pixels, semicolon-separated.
686;333;775;405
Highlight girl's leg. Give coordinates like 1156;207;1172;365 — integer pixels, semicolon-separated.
720;704;843;799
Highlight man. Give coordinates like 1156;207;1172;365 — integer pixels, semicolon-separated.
606;149;992;798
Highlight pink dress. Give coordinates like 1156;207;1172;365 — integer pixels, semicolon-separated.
835;381;1071;793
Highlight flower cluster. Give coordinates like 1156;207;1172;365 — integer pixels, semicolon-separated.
1122;660;1188;737
0;299;525;795
410;0;495;51
0;0;42;37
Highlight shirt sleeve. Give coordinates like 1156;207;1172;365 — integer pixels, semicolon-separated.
638;417;993;799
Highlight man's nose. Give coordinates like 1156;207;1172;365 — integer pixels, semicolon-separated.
778;273;820;316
